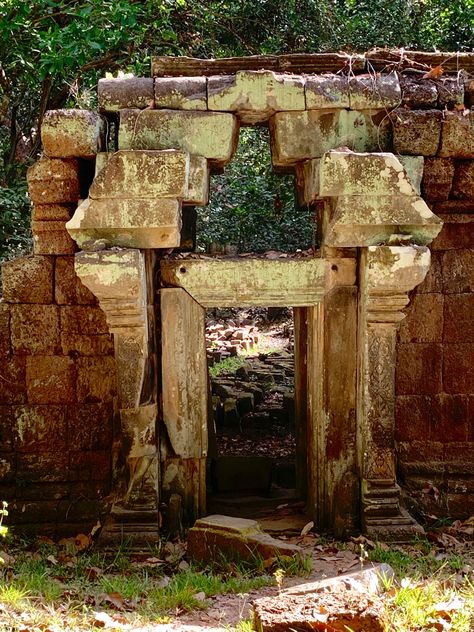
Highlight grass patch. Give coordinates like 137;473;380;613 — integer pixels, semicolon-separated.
209;355;246;377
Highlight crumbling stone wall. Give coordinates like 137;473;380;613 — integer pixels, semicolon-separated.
0;51;473;535
396;83;474;516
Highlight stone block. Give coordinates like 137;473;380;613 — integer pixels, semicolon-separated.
88;149;190;199
16;483;70;501
68;402;113;450
11;304;60;355
32;220;76;255
349;72;401;109
444;294;474;343
437;77;465;109
77;356;116;403
439;112;474;158
0;304;10;356
399;293;443;343
432;394;469;442
443;344;474;394
431;214;474;251
397;439;444;467
395;395;431;441
55;256;97;305
61;333;114;357
466;79;474;108
433;200;474;214
41;109;105;157
187;514;303;564
98;76;154;111
188;154;209;206
26;356;76;404
391;109;442;156
452;160;474;199
60;305;109;335
27;157;80;204
398;156;424;195
0;453;15;482
400;77;438;109
421;158;455;201
0;406;13;451
417;251;443;293
17;451;69;483
69;450;110;481
305;74;349;109
67;197;182;249
396;343;442;395
0;356;26;404
32;204;74;221
118;109;239;168
155;76;207;110
441;249;474;293
208;71;304;123
1;256;54;304
270;109;391;167
13;405;67;452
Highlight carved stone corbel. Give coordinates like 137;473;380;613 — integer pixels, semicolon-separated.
358;245;430;539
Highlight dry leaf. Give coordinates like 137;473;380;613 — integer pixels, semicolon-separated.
300;521;314;537
46;554;58;565
423;65;444;79
75;533;91;551
85;566;103;580
102;591;126;610
90;520;102;538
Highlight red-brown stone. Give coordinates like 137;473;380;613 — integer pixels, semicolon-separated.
32;220;76;255
0;356;26;404
55;256;97;305
431;394;469;442
10;304;60;355
431;214;474;250
17;451;69;483
395;395;432;441
391;109;442;156
441;249;474;293
399;293;443;343
60;305;109;335
26;356;76;404
0;303;10;356
2;256;54;304
443;344;474;394
421;158;454;201
68;403;113;450
13;405;67;452
76;357;116;403
32;204;74;221
68;450;111;481
451;160;474;199
416;251;443;293
444;294;474;342
396;343;443;395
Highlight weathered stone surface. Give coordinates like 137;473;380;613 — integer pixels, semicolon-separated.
11;304;60;355
441;249;474;293
55;256;97;305
349;72;401;109
270;109;391;166
392;109;442;156
437;77;465;109
452;161;474;199
42;109;105;157
13;406;67;452
0;304;10;356
396;396;431;441
399;293;444;343
32;203;74;221
253;565;390;632
400;76;438;109
431;214;474;251
69;450;111;481
187;154;209;205
187;514;303;564
68;403;113;450
67;197;182;249
398;156;424;195
0;406;13;451
61;332;114;357
444;294;474;343
417;251;443;293
0;356;26;404
60;305;109;335
76;357;116;403
119;109;239;167
433;200;474;214
421;158;455;201
1;256;54;304
439;112;474;158
444;344;474;394
88;150;190;199
26;356;76;404
17;452;69;483
397;343;443;395
32;220;76;255
208;71;304;123
98;76;154;111
305;74;349;109
155;76;207;110
27;158;80;204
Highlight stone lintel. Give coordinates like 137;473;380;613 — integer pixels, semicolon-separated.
41;109;105;158
98;77;154;112
160;257;356;308
66;198;182;250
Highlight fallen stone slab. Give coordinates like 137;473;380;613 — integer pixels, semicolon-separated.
187;514;303;564
253;563;393;632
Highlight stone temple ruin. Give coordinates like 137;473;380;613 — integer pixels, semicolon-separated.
1;50;473;544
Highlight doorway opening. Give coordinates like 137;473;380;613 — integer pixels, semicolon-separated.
205;305;305;520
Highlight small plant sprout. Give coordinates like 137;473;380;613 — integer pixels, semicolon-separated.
274;568;285;593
